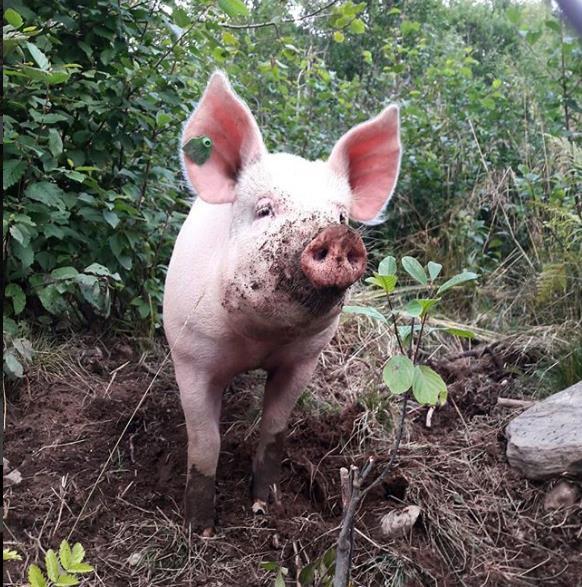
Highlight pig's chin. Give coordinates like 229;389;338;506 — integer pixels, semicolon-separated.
221;264;348;340
275;268;347;318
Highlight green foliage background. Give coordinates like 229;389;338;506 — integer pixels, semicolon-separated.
3;0;581;377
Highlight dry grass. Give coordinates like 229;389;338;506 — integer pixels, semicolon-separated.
3;293;581;586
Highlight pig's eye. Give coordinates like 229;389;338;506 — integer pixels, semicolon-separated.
255;201;274;219
339;211;348;225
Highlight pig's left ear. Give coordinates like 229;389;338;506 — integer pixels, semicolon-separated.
328;106;401;223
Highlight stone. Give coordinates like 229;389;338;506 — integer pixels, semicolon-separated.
543;481;581;510
380;505;421;538
505;381;582;480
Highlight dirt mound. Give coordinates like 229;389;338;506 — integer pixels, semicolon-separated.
3;337;581;586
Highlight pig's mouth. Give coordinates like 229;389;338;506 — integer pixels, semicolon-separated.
273;256;347;317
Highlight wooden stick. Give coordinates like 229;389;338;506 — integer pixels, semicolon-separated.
497;397;536;409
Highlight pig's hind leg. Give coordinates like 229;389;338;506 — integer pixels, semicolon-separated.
175;360;225;536
252;357;319;513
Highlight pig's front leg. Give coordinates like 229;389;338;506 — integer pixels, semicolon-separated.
252;357;320;513
175;360;225;535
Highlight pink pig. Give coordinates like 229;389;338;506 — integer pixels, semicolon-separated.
163;72;401;535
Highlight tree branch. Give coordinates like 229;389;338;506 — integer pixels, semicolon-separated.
218;0;340;30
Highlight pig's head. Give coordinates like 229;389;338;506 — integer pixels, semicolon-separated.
181;72;401;337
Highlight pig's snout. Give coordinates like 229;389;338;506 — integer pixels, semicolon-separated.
301;225;367;290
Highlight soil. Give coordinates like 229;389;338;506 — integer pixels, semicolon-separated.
3;337;581;586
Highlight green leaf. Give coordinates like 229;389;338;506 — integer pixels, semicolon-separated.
173;7;189;27
4;352;24;378
404;298;440;318
218;0;249;18
274;570;286;587
349;18;366;34
222;31;239;46
54;574;80;586
25;182;65;209
3;159;26;190
403;300;423;318
260;561;280;572
9;225;29;246
544;19;560;33
12;241;34;268
46;549;60;583
378;255;396;276
71;543;86;565
333;31;345;43
401;256;428;285
3;317;18;336
5;283;26;315
51;267;79;281
436;272;478;295
5;8;23;28
38;284;65;315
66;562;93;573
28;564;47;587
155;112;171;127
3;548;22;561
506;6;521;24
444;327;475;339
298;562;316;585
84;263;120;280
322;547;336;569
427;261;442;281
398;324;420;346
366;274;398;293
383;356;414;395
342;305;387;323
412;366;447;406
59;540;72;570
26;42;50;70
48;70;70;85
362;49;373;64
48;129;63;157
13;337;33;362
400;20;421;36
103;210;120;228
62;170;86;183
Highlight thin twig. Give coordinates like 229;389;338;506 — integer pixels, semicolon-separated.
362;393;409;499
333;394;409;587
219;1;340;30
385;294;405;354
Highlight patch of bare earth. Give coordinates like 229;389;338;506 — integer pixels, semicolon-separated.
3;330;581;586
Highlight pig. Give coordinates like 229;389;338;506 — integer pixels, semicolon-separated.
163;72;401;536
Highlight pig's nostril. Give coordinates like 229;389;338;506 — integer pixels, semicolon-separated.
347;250;360;266
313;247;328;262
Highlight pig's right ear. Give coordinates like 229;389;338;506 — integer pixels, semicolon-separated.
180;72;266;204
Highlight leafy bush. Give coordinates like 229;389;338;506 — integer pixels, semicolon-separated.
345;255;478;405
27;540;94;587
3;0;579;380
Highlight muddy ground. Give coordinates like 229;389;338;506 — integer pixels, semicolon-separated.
3;332;581;586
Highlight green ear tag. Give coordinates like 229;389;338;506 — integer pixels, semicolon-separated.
182;136;213;165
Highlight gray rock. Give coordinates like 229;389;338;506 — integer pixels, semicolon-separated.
380;505;421;538
505;381;582;480
543;481;581;510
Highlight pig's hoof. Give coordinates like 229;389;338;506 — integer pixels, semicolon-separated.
252;499;268;515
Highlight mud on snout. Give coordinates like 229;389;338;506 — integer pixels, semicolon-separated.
271;221;366;316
